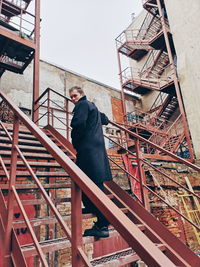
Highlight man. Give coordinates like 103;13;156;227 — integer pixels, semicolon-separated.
69;86;112;238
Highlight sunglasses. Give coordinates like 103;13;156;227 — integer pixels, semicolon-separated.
70;94;78;99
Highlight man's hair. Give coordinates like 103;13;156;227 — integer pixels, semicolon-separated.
69;86;85;95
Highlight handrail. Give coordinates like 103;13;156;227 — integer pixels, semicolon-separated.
34;87;71;106
150;92;169;112
103;135;200;231
29;88;200;260
109;121;200;172
0;91;178;266
33;87;72;138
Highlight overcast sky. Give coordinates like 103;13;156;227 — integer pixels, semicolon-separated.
40;1;142;89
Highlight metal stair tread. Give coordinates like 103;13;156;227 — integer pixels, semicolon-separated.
0;183;71;190
0;150;74;160
2;160;62;168
20;224;147;257
0;131;37;140
0;136;42;145
0;170;70;177
0;150;54;159
91;243;166;266
0;143;47;151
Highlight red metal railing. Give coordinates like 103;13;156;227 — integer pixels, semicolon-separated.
0;0;36;40
1;91;186;266
108;121;200;229
149;91;169;113
125;108;185;155
34;87;72;139
121;64;175;90
33;89;200;238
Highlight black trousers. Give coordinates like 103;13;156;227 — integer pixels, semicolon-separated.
82;182;110;228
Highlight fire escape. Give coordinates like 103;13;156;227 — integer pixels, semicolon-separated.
0;0;200;266
116;0;194;161
0;0;40;121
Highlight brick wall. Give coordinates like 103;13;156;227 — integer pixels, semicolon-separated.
145;161;200;253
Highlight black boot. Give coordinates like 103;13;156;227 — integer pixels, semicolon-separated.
82;207;93;214
83;224;109;238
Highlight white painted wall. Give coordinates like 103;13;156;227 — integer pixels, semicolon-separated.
165;0;200;159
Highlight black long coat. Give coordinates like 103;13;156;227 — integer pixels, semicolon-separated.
70;96;112;184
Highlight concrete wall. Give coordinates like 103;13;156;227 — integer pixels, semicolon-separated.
165;0;200;159
0;60;137;118
0;59;139;147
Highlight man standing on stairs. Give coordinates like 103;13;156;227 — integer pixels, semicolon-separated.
69;86;112;238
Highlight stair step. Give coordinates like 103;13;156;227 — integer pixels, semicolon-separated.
0;131;37;141
91;244;166;266
21;225;146;257
0;143;47;152
13;214;95;229
2;160;62;168
8;193;114;208
0;183;71;190
0;151;73;161
0;136;41;146
0;150;54;159
12;197;70;207
0;171;70;177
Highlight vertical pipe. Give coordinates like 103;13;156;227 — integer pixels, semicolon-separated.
117;50;127;122
3;116;19;265
71;181;83;267
47;89;50;125
65;99;69;140
135;138;149;210
155;0;194;160
117;50;130;149
0;0;3;14
51;108;54;127
32;0;40;123
19;0;22;33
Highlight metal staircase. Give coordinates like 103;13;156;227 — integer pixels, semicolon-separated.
116;11;164;61
0;0;38;76
117;0;194;160
140;50;169;79
1;90;200;266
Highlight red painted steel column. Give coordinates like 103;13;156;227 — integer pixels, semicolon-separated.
0;1;2;13
51;107;54;127
3;116;19;265
71;181;83;267
47;88;50;125
32;0;40;123
135;138;149;210
48;173;56;266
117;51;127;122
65;99;69;140
155;0;194;160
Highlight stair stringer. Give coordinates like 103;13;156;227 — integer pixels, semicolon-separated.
105;180;200;267
45;126;200;266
